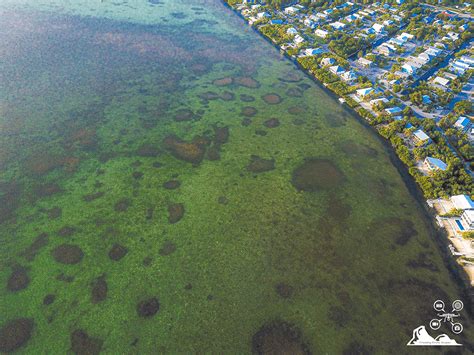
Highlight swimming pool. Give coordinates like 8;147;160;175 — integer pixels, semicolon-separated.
455;220;465;231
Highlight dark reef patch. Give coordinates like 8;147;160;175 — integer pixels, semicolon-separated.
57;226;76;237
137;144;161;157
52;244;84;264
263;118;280;128
406;252;438;272
235;76;260;88
43;294;56;306
168;203;185;224
218;196;229;205
174;108;196;122
262;93;282;105
0;318;34;353
164;135;209;165
213;77;233;86
368;217;417;246
114;198;131;212
34;183;62;198
214;126;229;145
326;197;352;222
91;275;108;304
342;341;373;355
0;181;22;223
108;243;128;261
56;273;74;283
252;320;311;355
324;112;348;128
241;106;258;117
20;233;48;261
46;206;62;219
240;94;255;102
83;192;104;202
246;155;275;173
286;87;303;97
340;140;378;158
137;297;160;318
6;265;30;292
132;171;143;180
288;106;305;115
163;180;181;190
385;278;449;329
241;118;252;127
71;329;103;355
275;283;293;299
328;306;352;328
159;241;177;256
220;91;235;101
291;159;345;192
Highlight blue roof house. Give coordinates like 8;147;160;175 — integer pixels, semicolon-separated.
422;95;432;105
454;116;472;132
385;106;403;115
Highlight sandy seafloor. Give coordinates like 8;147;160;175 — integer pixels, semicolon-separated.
0;0;472;353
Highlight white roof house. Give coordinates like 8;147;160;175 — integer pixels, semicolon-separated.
284;6;299;14
413;129;431;145
329;65;345;75
372;23;385;33
330;21;346;30
356;87;374;98
341;71;358;82
315;29;329;38
321;57;335;66
433;76;450;87
369;97;388;107
451;194;474;210
287;27;298;35
460;209;474;230
402;63;417;75
294;34;304;44
358;58;373;67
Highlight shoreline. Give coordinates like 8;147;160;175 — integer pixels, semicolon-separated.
220;0;474;313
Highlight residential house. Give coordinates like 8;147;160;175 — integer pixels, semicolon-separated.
369;97;388;108
315;29;329;38
402;63;417;75
356;87;374;99
329;65;345;75
304;48;324;56
451;195;474;210
454;116;472;133
460;210;474;230
287;27;298;35
412;129;431;146
385;106;403;116
358;57;373;67
424;157;448;172
447;32;460;41
433;76;450;87
294;34;304;45
321;57;336;66
372;23;385;33
422;95;432;105
330;21;346;30
284;6;299;14
341;71;358;82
